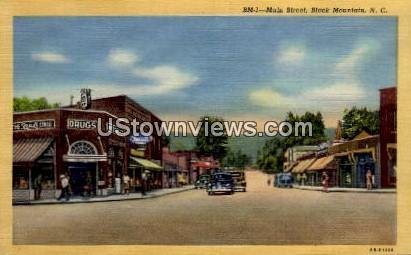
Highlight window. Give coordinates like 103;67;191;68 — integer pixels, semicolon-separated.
69;141;97;155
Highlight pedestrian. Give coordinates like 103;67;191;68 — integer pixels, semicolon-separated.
57;174;71;201
321;172;329;193
83;172;92;197
366;169;373;190
141;171;148;195
33;173;42;200
302;173;307;186
123;173;130;195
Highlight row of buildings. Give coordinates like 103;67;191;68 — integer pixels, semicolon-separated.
13;91;217;202
283;87;397;189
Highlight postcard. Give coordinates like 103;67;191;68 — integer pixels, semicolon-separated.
0;1;410;255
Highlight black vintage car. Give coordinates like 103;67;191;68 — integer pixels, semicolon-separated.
207;172;235;195
227;171;247;192
194;174;210;189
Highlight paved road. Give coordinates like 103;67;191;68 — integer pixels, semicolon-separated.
13;171;396;245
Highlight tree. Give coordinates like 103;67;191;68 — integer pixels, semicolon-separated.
341;107;379;140
195;116;228;161
256;137;284;173
222;149;252;169
283;111;327;148
14;96;60;112
256;111;327;173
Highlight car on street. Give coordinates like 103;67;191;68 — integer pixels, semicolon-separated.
195;174;211;189
274;172;293;188
207;172;235;195
227;170;246;192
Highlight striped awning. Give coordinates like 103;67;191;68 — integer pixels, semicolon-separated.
129;156;163;171
13;137;53;163
307;155;336;171
291;158;316;173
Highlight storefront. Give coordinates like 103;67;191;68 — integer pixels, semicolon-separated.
329;134;380;188
306;155;337;187
13;94;164;202
13;137;56;202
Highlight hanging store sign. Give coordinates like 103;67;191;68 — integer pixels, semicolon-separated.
129;134;153;145
13;119;55;131
80;88;92;110
67;119;97;129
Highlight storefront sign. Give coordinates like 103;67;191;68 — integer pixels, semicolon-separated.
13;119;55;131
129;134;152;145
67;119;97;129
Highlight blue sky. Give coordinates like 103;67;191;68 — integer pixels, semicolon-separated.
14;17;397;127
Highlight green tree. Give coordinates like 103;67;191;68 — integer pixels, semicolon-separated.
256;111;327;173
14;96;60;112
195;116;228;161
256;137;284;173
222;149;251;169
341;107;379;140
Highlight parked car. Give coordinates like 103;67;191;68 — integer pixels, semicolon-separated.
274;173;293;188
194;174;210;189
207;172;235;195
227;170;246;192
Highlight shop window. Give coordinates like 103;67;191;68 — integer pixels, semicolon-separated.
32;165;55;189
69;141;97;155
13;168;29;190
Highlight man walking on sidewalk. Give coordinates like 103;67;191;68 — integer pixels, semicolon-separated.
57;174;71;201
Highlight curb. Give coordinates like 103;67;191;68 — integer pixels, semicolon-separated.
13;187;195;206
293;186;396;194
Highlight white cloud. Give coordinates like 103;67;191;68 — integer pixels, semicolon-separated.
251;40;376;111
131;65;199;94
107;48;139;67
249;88;290;108
335;39;379;76
100;48;199;96
31;52;70;63
277;46;305;65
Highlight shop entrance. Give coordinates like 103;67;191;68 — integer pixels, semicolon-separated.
67;163;97;196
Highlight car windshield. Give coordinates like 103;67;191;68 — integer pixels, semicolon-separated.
213;173;232;181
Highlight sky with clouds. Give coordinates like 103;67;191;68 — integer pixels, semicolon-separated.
14;17;397;127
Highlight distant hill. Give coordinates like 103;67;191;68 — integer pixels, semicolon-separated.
169;127;335;163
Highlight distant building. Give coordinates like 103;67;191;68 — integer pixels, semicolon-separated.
283;145;319;172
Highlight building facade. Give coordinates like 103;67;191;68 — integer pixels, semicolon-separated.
379;87;397;188
13;94;163;202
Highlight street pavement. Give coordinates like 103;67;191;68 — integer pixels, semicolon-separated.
13;170;396;245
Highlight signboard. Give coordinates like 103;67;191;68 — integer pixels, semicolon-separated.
129;134;153;145
80;88;92;110
13;119;55;131
67;119;97;129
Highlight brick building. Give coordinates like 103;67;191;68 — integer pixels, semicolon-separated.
13;93;163;202
379;87;397;188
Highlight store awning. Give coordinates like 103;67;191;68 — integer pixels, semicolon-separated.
13;137;53;164
192;161;212;168
307;155;336;171
129;157;163;171
292;158;316;173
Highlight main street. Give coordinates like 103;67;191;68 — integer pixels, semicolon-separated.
13;171;396;245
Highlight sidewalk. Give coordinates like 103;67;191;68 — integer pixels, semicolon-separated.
14;185;195;205
293;185;396;193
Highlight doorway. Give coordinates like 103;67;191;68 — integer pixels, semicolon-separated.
67;163;97;196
